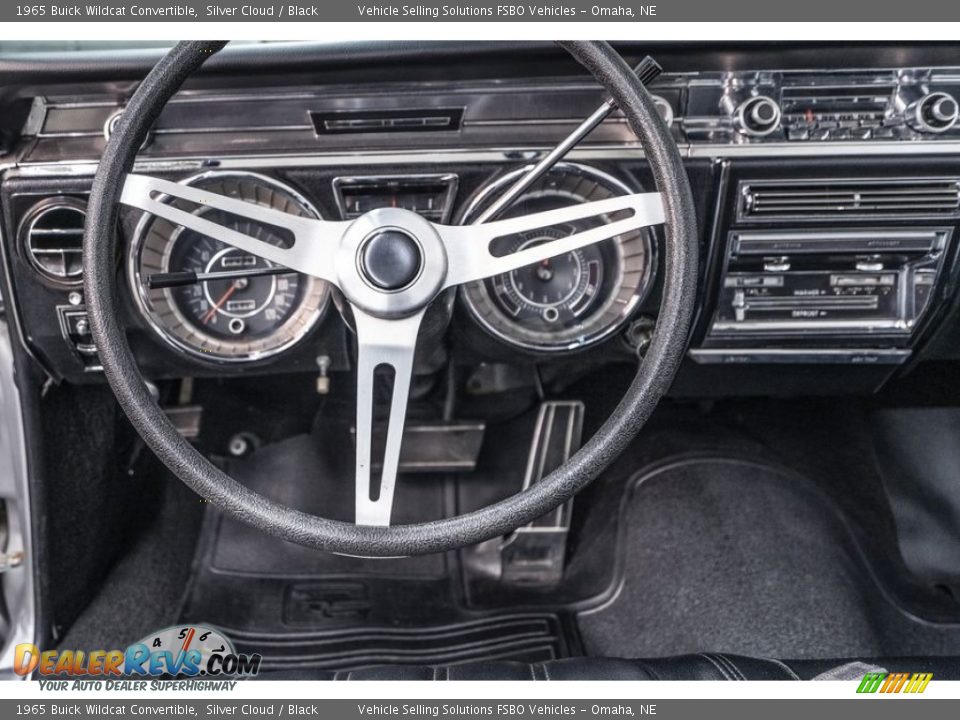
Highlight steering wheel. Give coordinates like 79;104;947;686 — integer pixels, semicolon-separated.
82;41;698;557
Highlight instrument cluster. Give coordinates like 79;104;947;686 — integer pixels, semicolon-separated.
128;172;331;362
123;163;657;364
458;164;656;352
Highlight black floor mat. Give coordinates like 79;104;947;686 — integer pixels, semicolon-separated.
205;430;447;578
577;456;960;660
62;395;960;666
180;430;575;672
228;615;567;672
58;472;204;651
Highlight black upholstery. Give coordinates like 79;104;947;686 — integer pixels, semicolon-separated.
261;654;960;681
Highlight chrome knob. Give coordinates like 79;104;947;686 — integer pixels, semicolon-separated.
931;95;958;124
650;95;674;127
103;109;152;149
907;92;959;133
735;96;781;137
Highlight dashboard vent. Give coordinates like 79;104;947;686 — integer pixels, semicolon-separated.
20;198;87;282
740;178;960;220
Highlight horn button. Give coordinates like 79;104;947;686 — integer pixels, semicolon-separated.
337;208;447;318
360;229;423;291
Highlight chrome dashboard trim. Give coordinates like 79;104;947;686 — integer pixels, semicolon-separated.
686;141;960;158
689;348;912;364
711;319;907;332
331;172;460;224
11;148;548;177
10;139;960;179
38;125;316;139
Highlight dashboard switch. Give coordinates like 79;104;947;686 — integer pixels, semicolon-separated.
316;355;331;395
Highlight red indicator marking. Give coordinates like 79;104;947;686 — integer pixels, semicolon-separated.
202;283;238;324
181;627;196;653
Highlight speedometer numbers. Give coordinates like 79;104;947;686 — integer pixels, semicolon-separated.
461;164;655;352
167;234;303;340
129;172;330;362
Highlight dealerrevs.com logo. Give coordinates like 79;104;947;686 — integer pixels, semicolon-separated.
15;624;261;681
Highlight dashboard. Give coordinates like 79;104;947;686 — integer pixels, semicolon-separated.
3;41;960;398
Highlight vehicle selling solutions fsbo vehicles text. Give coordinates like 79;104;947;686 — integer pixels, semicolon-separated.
355;5;654;18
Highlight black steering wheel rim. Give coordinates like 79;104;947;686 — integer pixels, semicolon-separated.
82;40;699;557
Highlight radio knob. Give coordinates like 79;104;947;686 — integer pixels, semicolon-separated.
907;92;959;133
735;96;782;137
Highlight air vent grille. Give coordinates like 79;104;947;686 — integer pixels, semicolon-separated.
21;198;86;281
740;178;960;220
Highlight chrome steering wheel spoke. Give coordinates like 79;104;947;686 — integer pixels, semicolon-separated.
120;173;347;282
352;307;426;527
438;192;665;287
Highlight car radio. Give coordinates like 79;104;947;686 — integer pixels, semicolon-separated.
707;228;951;339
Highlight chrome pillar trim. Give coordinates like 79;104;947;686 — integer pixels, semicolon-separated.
0;317;36;680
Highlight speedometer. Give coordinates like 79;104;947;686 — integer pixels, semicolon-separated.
128;171;330;362
460;164;655;352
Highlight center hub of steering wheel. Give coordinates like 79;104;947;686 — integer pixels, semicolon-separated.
360;229;423;291
336;208;449;318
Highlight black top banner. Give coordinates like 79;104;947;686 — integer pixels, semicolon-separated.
5;0;959;22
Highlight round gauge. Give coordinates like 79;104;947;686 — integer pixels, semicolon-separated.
129;171;330;362
459;163;656;352
133;624;234;675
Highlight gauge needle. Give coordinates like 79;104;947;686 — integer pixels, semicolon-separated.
180;627;196;653
202;282;239;325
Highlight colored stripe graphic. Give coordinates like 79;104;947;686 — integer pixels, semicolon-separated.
857;671;932;694
904;673;933;693
857;673;886;693
881;672;908;693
